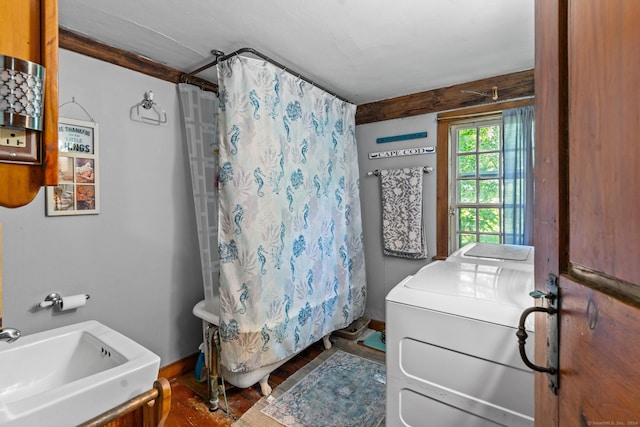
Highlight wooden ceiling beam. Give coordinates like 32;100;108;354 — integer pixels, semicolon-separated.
355;69;534;125
58;28;217;91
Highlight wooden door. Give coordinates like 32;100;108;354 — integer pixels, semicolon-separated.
534;0;640;426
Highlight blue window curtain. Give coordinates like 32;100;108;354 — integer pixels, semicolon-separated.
502;105;534;245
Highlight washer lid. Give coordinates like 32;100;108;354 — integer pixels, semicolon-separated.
389;261;535;329
446;243;534;271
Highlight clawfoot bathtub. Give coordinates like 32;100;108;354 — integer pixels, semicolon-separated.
193;300;332;398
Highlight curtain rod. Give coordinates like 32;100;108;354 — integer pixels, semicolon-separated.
181;47;350;103
436;110;502;121
436;97;535;121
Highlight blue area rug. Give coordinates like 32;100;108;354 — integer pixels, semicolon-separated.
261;350;386;427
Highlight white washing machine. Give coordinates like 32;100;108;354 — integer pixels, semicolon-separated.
386;259;535;427
447;242;534;272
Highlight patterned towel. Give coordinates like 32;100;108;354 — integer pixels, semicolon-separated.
380;167;428;259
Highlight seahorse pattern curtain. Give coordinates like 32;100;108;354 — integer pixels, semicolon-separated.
216;56;367;372
502;105;534;245
177;84;220;311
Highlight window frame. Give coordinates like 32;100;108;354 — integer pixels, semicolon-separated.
435;99;533;260
450;117;503;250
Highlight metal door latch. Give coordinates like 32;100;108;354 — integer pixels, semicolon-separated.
516;274;560;394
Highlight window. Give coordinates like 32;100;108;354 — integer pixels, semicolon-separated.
435;99;534;260
450;118;502;250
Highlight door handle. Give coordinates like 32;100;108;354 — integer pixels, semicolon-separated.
516;306;556;373
516;274;559;394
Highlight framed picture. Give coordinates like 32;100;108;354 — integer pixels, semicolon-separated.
46;118;100;216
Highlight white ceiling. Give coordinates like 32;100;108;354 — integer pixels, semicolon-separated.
58;0;534;105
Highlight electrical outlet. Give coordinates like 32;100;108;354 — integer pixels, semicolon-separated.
0;127;40;164
0;128;27;147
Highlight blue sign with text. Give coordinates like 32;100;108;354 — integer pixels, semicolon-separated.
376;131;427;144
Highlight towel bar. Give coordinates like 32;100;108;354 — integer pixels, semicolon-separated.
367;166;433;176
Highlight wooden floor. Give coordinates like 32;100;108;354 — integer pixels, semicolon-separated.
165;340;326;426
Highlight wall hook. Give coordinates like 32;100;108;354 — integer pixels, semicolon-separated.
130;91;167;125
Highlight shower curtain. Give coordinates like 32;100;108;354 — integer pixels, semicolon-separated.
177;84;220;308
178;83;219;312
216;56;367;373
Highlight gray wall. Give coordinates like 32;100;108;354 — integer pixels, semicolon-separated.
355;114;438;321
0;49;441;366
0;50;204;366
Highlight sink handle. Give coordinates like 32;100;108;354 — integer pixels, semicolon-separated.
0;328;21;343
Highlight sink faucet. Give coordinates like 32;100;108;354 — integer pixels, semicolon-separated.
0;328;21;343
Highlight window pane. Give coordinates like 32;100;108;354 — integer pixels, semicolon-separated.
458;208;476;232
458;180;476;203
478;208;500;233
458;154;476;178
458;128;476;153
479;234;500;244
478;153;499;178
479;180;500;203
479;125;500;151
459;234;476;247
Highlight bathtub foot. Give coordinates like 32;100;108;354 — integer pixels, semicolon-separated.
322;333;332;350
259;374;272;396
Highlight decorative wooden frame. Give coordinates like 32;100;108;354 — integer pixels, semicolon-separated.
77;378;171;427
46;117;99;216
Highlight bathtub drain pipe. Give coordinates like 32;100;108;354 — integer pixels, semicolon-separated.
204;324;229;414
213;327;230;413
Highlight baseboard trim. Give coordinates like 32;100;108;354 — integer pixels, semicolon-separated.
369;319;385;332
159;352;199;380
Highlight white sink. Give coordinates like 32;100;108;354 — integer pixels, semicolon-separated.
0;320;160;427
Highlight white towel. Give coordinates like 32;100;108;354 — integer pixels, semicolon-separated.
380;167;428;259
